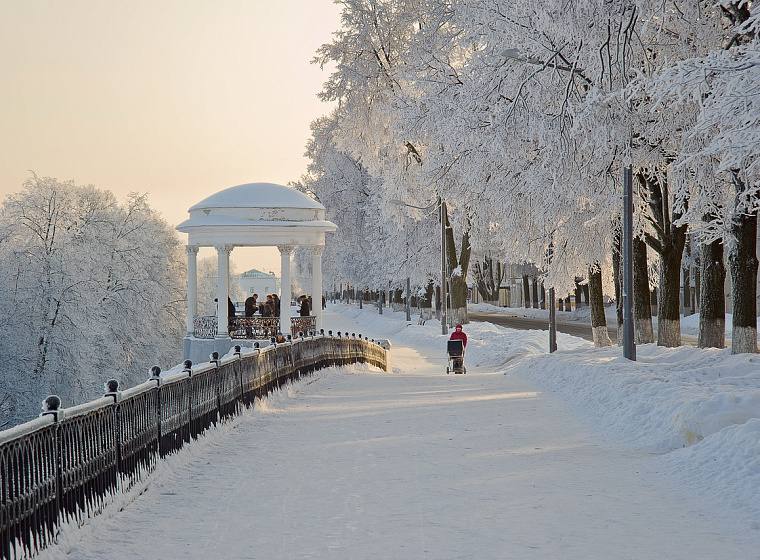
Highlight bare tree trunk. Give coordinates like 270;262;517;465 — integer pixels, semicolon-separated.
522;275;531;308
729;187;758;353
683;237;692;315
640;170;687;347
694;249;701;313
658;246;685;346
574;280;582;308
588;265;612;347
532;278;539;308
540;282;546;310
443;210;471;324
474;256;504;303
633;238;654;344
699;239;725;348
449;276;468;325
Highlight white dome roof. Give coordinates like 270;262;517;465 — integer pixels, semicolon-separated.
189;182;324;211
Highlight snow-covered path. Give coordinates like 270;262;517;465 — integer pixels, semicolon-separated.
49;309;759;560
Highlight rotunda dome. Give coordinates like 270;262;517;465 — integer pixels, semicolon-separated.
189;182;324;211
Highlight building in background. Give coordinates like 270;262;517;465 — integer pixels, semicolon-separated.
238;268;280;300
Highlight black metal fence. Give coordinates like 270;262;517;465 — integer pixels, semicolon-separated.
0;334;387;560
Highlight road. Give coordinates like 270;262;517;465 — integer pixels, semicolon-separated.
469;311;618;343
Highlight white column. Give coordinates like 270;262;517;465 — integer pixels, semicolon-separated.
216;245;232;338
311;246;323;330
186;245;199;336
278;245;294;336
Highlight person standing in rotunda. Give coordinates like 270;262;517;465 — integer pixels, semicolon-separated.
245;293;258;317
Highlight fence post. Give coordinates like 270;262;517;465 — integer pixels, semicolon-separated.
210;352;221;424
149;366;162;456
40;395;64;528
234;345;243;404
104;380;123;476
185;359;193;443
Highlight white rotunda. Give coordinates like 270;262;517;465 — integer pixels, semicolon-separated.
177;182;337;362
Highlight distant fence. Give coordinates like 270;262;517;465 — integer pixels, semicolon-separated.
0;333;387;560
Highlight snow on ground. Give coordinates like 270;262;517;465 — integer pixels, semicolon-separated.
373;304;760;522
39;305;760;559
341;305;760;523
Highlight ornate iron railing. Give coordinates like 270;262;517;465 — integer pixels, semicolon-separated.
229;316;280;339
193;316;318;339
0;334;387;560
290;316;316;336
192;316;217;338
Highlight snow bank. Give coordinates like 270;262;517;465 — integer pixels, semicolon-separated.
337;303;760;522
515;344;760;451
664;419;760;521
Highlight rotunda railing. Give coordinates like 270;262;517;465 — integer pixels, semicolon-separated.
192;316;318;339
193;316;218;338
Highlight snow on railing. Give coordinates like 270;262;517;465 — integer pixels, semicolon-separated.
0;333;387;560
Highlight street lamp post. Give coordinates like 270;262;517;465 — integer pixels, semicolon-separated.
622;165;636;360
547;243;557;353
440;198;448;335
405;236;412;322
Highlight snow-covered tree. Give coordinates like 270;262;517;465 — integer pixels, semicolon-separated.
0;175;185;425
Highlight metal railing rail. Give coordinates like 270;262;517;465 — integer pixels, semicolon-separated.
0;333;387;560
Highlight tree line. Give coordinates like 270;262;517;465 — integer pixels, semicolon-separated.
297;0;759;353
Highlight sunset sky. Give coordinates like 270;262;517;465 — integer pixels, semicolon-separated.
0;0;340;273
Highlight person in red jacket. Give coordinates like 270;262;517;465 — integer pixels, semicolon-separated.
449;324;468;348
449;324;468;371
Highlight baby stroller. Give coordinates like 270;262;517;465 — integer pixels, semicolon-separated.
446;339;466;374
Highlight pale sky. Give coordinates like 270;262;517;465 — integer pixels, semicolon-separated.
0;0;340;273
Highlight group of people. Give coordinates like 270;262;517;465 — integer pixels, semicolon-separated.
236;293;282;318
225;292;326;321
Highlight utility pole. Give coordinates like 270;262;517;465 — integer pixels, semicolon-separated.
623;165;636;360
406;277;411;321
405;236;411;322
388;280;392;315
440;198;448;335
549;287;557;352
547;243;557;353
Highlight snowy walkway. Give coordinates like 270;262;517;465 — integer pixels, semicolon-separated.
48;310;758;560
